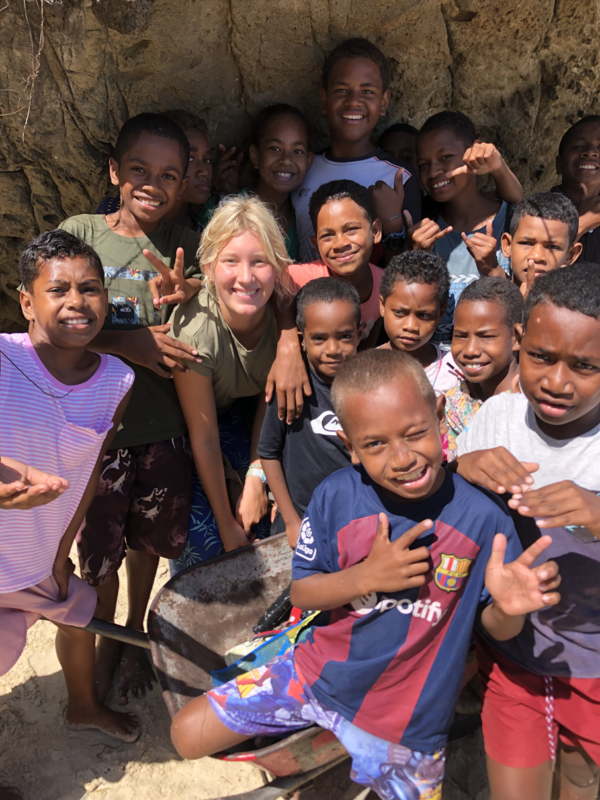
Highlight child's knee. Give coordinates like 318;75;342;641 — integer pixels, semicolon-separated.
170;696;217;760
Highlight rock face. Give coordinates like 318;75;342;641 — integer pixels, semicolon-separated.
1;0;599;330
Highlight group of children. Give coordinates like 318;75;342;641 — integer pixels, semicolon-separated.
1;34;600;800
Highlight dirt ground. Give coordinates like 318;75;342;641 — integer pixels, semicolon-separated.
0;553;489;800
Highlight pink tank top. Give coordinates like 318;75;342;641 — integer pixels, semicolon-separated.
0;333;134;593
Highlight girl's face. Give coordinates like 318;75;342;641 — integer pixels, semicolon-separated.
207;231;276;319
249;117;313;196
451;299;518;383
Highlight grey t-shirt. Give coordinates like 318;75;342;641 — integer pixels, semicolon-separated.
457;392;600;678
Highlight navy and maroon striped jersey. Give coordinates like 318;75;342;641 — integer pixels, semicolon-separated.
292;466;521;752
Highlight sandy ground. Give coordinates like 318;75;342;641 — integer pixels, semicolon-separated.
0;552;489;800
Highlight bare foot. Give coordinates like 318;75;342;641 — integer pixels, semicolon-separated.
0;787;23;800
95;635;122;702
65;701;140;743
117;643;156;706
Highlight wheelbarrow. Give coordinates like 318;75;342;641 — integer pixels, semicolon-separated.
85;533;351;800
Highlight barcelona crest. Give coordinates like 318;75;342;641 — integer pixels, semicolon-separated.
434;553;473;592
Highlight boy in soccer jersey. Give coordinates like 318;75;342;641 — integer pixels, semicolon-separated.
169;350;560;800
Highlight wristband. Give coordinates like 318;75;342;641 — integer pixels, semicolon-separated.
247;464;267;483
382;229;407;251
386;213;404;222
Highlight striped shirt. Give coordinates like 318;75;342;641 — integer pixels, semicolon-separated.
0;333;134;593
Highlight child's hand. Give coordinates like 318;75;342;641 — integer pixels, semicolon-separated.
445;141;504;178
145;248;200;307
116;324;203;377
0;457;69;509
285;518;302;550
519;259;537;299
236;476;268;534
52;556;75;602
461;219;500;276
456;448;539;494
215;145;244;195
404;211;453;252
360;513;433;594
265;333;311;424
220;520;253;552
485;533;561;617
370;168;405;234
508;480;600;537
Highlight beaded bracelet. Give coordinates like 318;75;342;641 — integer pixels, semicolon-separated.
247;463;267;483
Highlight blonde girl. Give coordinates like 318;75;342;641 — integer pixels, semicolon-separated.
169;195;291;566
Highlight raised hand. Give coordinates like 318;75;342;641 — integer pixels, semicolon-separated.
461;218;500;276
445;141;504;178
361;513;434;594
116;324;202;377
404;210;453;252
508;480;600;538
145;247;200;307
0;457;69;510
370;168;405;232
456;448;538;495
215;145;244;195
485;533;561;617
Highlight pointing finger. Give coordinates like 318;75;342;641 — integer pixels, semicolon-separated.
143;249;172;278
173;247;186;281
394;167;405;193
485;218;494;238
374;513;391;544
433;226;453;243
397;519;433;549
487;533;508;569
517;535;553;568
445;164;469;179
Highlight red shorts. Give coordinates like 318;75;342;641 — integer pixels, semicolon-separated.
477;637;600;768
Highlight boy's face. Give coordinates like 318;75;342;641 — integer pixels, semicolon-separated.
381;131;417;167
181;130;212;206
301;300;362;383
312;198;381;277
520;302;600;437
452;300;519;384
380;280;444;354
337;376;447;503
249;117;313;196
109;131;187;225
321;57;389;147
502;215;582;287
21;257;108;349
556;121;600;193
417;128;472;202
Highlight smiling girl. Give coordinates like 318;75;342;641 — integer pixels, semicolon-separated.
168;196;291;566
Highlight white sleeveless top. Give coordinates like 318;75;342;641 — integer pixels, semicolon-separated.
0;333;134;592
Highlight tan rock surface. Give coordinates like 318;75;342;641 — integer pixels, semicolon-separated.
1;0;600;329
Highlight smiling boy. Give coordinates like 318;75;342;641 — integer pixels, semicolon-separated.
455;263;600;800
59;112;202;706
291;38;422;263
169;349;561;800
501;192;583;297
258;277;363;547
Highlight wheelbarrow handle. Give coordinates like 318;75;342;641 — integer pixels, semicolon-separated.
83;617;151;650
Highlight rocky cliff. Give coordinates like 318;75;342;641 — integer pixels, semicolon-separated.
1;0;598;330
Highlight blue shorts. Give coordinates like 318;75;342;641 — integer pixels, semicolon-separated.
207;650;445;800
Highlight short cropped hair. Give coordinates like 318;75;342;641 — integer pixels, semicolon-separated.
113;112;190;172
456;277;524;329
379;122;419;148
199;195;291;298
419;111;477;149
19;229;104;292
309;179;376;231
322;38;390;92
162;109;208;137
380;251;450;308
331;349;436;427
558;115;600;156
251;104;309;148
524;262;600;329
295;276;361;331
509;192;579;247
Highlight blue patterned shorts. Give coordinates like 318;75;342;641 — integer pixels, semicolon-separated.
207;650;445;800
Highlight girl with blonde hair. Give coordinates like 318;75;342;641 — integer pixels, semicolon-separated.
168;195;291;566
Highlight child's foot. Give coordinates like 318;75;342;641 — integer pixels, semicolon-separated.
95;635;122;702
65;702;140;743
117;643;156;706
0;787;23;800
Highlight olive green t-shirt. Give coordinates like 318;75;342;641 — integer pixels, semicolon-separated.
58;214;200;448
168;288;277;412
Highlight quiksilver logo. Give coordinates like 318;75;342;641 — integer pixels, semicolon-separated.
310;411;342;436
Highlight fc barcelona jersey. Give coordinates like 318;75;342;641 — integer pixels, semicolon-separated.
291;467;521;752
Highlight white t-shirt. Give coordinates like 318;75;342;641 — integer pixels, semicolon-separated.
457;392;600;678
291;149;420;263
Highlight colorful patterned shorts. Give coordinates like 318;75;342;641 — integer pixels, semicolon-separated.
77;436;193;585
207;650;445;800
